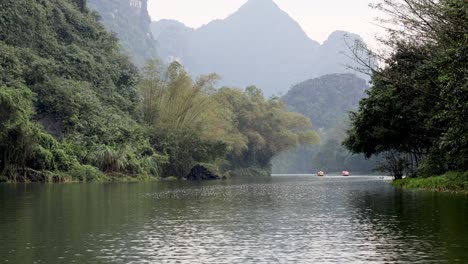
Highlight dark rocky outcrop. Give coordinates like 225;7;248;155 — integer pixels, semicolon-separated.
15;169;64;183
186;165;220;181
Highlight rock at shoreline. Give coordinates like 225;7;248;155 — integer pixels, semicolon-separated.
186;165;220;181
15;168;63;183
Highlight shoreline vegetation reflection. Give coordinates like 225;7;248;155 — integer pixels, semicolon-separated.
0;176;467;263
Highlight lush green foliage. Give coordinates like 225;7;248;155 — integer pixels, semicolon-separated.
68;164;108;182
216;86;320;175
0;86;36;176
0;0;157;181
139;61;320;178
345;0;467;178
139;60;242;177
393;171;468;192
0;0;318;181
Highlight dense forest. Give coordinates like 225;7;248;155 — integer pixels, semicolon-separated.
345;0;467;180
1;0;465;183
0;0;318;182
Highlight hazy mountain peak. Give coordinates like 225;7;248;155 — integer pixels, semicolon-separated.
199;0;318;49
233;0;294;23
241;0;280;10
152;2;372;96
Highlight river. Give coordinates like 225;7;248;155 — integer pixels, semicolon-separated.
0;176;467;263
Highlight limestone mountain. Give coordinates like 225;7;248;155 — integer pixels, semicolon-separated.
283;73;369;129
152;19;194;65
88;0;157;65
311;31;367;80
151;0;371;95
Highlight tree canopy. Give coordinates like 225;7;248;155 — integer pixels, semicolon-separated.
138;61;320;178
344;0;467;177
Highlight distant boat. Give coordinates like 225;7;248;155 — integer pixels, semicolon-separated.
317;171;325;177
342;171;350;176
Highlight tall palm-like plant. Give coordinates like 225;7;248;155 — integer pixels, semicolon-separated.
87;144;129;173
139;61;241;143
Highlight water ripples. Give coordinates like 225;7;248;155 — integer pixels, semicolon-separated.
1;176;467;263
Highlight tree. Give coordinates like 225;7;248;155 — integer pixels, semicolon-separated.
0;0;157;181
138;61;320;178
345;0;467;176
217;87;320;173
0;86;35;178
139;61;245;178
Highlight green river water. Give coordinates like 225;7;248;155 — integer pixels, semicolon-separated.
1;176;467;263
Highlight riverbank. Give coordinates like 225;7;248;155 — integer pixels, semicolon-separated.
0;165;257;183
0;168;157;184
392;171;468;192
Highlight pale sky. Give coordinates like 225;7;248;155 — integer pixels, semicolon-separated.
148;0;385;48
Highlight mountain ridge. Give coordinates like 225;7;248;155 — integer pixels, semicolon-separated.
87;0;157;66
151;0;372;95
283;73;369;129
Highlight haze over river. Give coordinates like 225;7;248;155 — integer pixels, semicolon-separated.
1;176;467;263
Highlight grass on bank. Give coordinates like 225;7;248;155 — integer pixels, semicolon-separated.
0;165;159;184
392;171;468;192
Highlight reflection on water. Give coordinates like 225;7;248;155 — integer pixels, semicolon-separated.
0;176;467;263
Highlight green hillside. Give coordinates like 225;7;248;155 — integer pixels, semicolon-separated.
0;0;318;182
283;74;368;129
0;0;156;181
